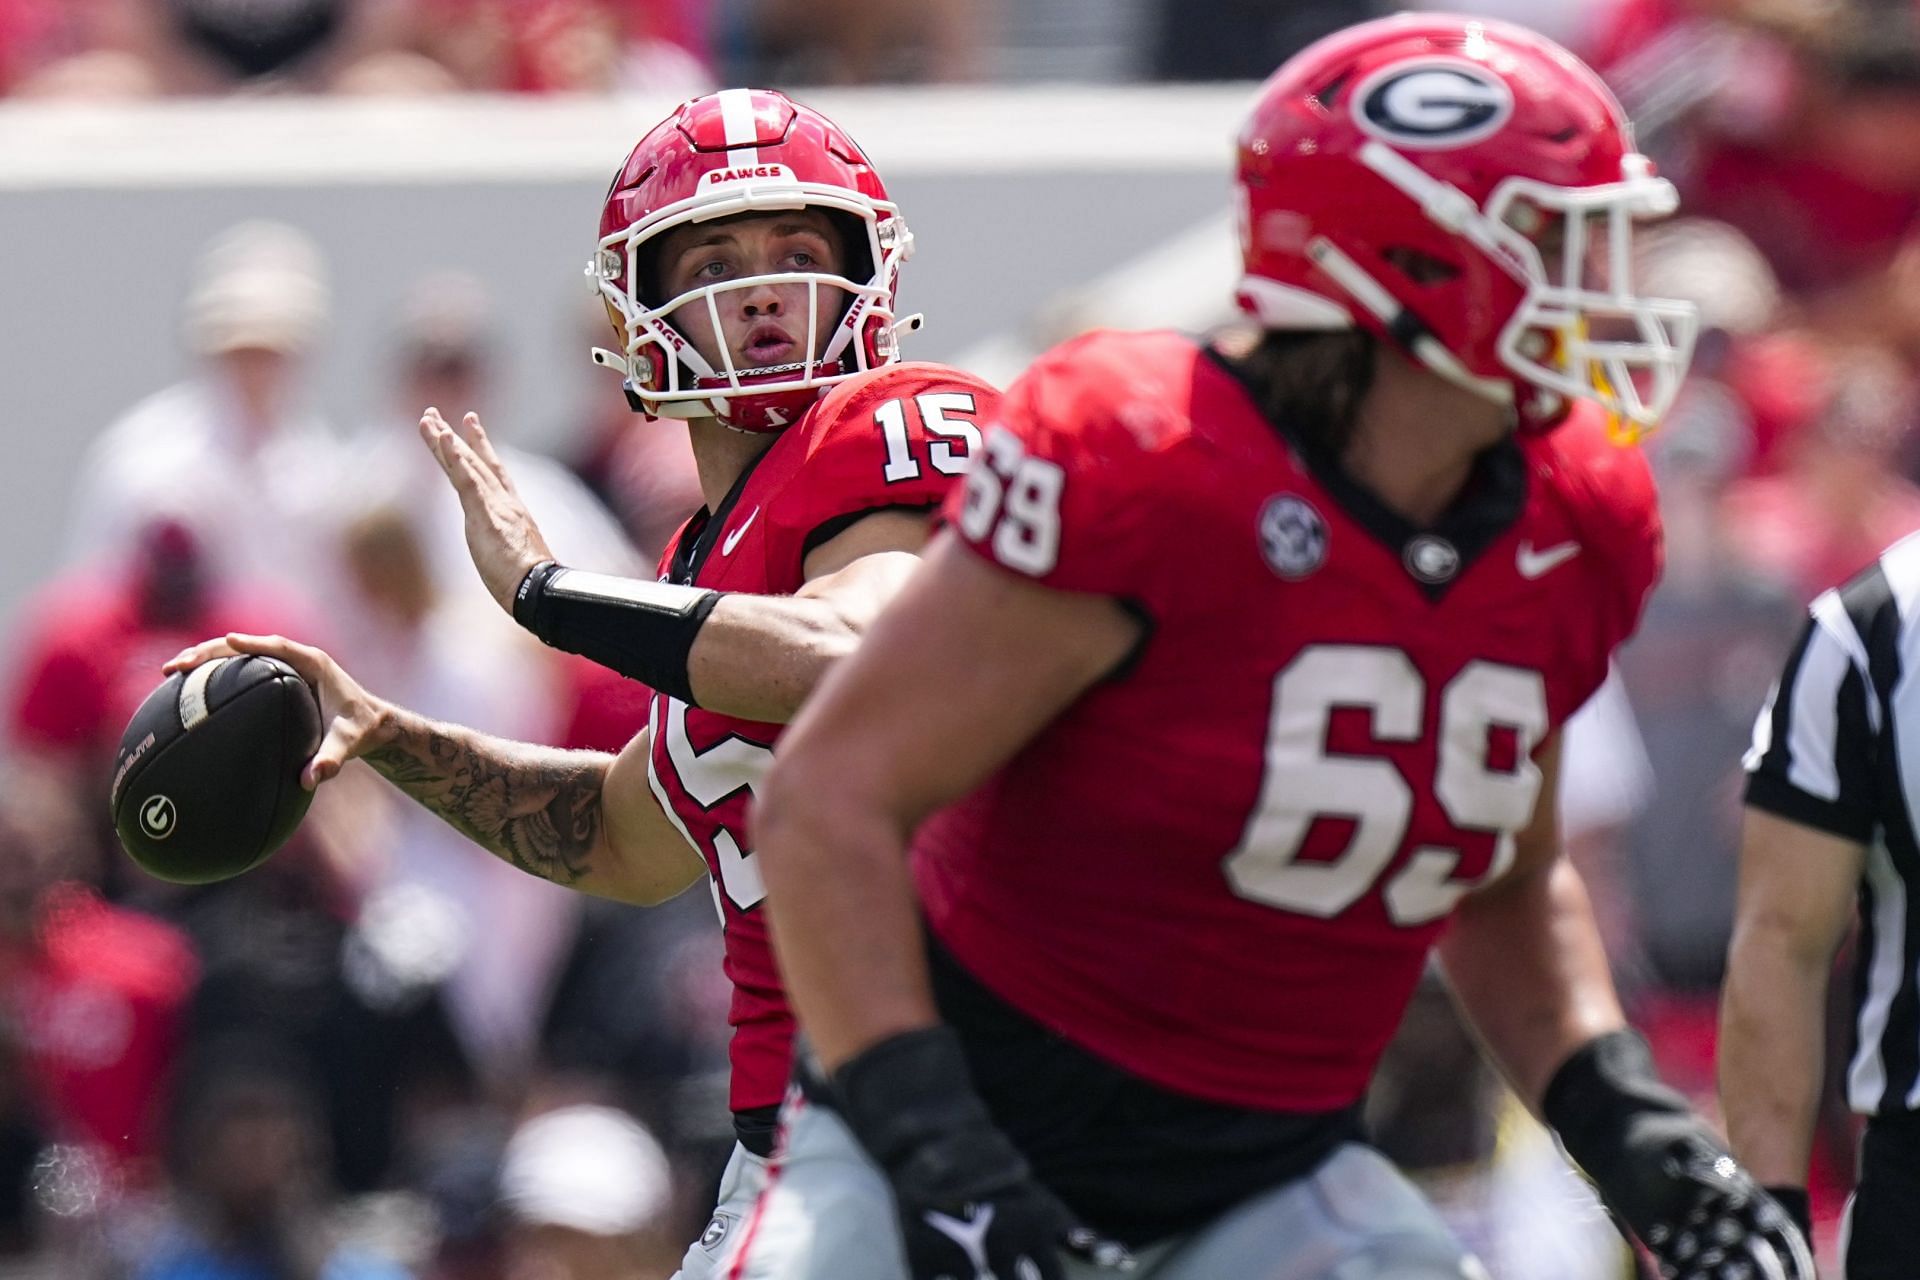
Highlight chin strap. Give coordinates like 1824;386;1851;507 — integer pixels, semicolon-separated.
1306;237;1514;406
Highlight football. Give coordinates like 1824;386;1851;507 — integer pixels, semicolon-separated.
109;654;323;884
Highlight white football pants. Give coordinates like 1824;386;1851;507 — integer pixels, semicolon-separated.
724;1096;1489;1280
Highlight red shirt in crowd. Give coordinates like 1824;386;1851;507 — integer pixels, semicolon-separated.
6;573;307;761
0;885;197;1171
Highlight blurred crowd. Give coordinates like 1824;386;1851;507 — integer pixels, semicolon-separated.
0;216;717;1279
3;0;1920;1276
0;0;984;96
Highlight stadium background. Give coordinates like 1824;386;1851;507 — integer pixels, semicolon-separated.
1;0;1916;1275
0;85;1243;640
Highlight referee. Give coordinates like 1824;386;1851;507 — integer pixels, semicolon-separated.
1722;531;1920;1276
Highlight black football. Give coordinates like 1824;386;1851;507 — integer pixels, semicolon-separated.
109;654;322;884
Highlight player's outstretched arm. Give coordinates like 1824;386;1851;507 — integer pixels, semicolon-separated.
1440;744;1813;1277
754;534;1140;1279
685;509;929;722
420;407;556;614
1720;809;1861;1189
512;511;938;723
164;634;704;906
425;405;939;723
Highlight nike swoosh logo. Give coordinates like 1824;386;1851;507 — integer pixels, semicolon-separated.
722;508;758;556
1516;539;1580;579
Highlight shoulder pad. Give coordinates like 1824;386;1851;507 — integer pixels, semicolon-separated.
1531;404;1664;644
762;363;1001;576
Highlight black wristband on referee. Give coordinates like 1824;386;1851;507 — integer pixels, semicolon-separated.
511;560;720;706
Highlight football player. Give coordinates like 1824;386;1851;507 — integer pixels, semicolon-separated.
166;89;995;1280
748;18;1813;1280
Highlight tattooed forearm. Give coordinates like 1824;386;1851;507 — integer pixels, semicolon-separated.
363;712;613;886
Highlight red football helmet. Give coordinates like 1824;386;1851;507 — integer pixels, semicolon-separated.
1235;14;1698;434
590;89;915;432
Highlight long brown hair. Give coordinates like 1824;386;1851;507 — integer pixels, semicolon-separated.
1214;328;1377;457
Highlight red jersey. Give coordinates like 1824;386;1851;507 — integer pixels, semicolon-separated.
646;362;997;1114
6;577;308;761
1;885;198;1172
918;331;1659;1113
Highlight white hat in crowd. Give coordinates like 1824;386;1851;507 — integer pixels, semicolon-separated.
183;220;331;356
497;1104;673;1237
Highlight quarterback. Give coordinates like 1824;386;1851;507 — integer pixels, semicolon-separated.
751;17;1811;1280
168;89;993;1280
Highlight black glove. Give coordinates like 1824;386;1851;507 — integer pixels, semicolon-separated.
831;1026;1134;1280
1544;1031;1815;1280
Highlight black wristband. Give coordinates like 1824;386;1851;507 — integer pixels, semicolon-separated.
512;561;720;706
513;560;562;630
833;1026;991;1164
1542;1029;1692;1181
1763;1185;1812;1240
832;1026;1033;1202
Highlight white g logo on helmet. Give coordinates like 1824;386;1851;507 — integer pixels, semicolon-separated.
1353;61;1514;149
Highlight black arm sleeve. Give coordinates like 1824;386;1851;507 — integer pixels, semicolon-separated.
513;562;721;706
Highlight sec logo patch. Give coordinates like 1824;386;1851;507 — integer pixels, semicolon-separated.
1258;495;1328;580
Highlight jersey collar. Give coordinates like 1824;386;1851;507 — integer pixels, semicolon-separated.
667;443;772;585
1206;345;1528;601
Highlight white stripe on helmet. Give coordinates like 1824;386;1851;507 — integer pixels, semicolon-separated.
716;88;762;166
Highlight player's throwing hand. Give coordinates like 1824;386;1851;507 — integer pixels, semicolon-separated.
163;633;387;791
419;405;554;615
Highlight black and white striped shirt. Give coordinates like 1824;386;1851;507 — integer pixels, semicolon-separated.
1746;532;1920;1115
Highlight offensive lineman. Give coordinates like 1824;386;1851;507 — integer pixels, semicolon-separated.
750;18;1812;1280
167;89;994;1280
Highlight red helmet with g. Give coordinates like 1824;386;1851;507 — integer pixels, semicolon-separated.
591;89;915;432
1235;14;1698;435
